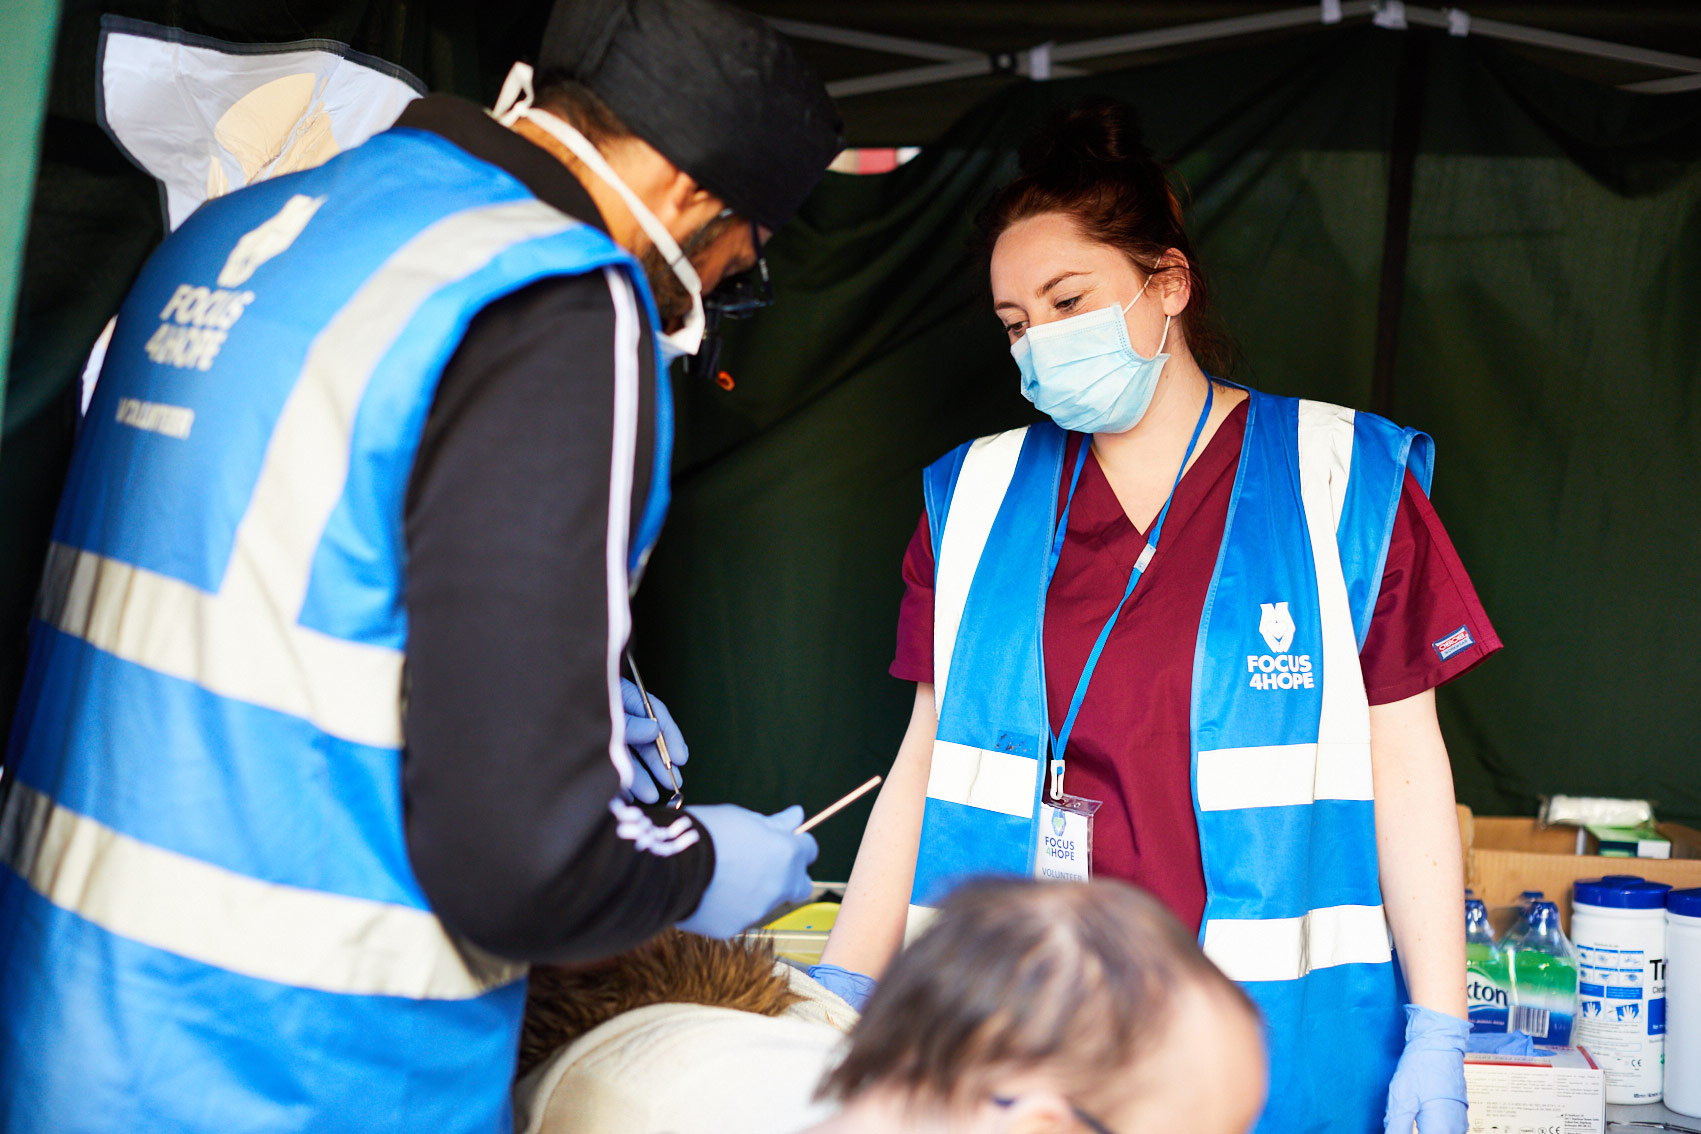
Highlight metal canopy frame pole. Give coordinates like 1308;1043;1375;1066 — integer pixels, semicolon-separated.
1401;6;1701;81
1048;0;1375;65
766;18;982;63
805;1;1701;101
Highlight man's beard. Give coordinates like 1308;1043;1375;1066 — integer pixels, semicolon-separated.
639;214;739;333
640;243;693;332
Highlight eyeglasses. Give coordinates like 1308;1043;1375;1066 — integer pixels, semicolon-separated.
704;218;773;320
684;213;771;384
993;1094;1118;1134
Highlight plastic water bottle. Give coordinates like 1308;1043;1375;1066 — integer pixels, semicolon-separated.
1506;900;1580;1047
1467;894;1511;1033
1496;890;1546;949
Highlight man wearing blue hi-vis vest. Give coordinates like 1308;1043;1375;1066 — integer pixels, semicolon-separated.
0;2;842;1130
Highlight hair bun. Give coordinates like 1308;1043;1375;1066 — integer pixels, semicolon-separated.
1016;98;1152;182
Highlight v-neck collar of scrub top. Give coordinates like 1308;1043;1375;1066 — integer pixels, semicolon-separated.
1058;398;1251;573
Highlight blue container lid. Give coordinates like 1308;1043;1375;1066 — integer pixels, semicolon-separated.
1574;876;1672;909
1668;889;1701;918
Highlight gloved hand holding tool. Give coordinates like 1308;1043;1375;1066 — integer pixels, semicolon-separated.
1384;1004;1469;1134
621;662;686;807
676;804;817;939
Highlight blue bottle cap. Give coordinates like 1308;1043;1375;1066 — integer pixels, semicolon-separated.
1519;890;1544;901
1574;876;1672;910
1668;889;1701;918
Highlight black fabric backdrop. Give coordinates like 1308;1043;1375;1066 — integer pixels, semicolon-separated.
633;26;1701;878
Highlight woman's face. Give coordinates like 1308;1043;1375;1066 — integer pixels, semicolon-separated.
988;211;1178;359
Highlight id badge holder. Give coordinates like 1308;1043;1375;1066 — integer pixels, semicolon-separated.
1036;760;1100;883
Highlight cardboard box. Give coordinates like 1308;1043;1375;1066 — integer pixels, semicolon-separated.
1583;824;1671;859
1465;1047;1604;1134
1458;807;1701;932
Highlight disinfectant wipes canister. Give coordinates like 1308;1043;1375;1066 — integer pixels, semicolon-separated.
1666;888;1701;1118
1571;876;1671;1104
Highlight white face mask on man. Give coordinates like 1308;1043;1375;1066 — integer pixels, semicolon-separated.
491;61;706;360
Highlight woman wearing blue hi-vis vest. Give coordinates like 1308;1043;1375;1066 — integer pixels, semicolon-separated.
815;101;1503;1134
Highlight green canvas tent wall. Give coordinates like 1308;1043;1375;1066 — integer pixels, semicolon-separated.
3;2;1700;880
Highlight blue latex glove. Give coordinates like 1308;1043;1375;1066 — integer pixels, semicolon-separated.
1466;1029;1536;1056
676;804;817;938
620;678;688;805
1385;1004;1470;1134
807;963;876;1012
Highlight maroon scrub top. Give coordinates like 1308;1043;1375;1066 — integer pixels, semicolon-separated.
891;400;1501;932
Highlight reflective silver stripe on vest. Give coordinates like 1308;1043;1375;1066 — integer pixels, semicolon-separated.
38;200;580;749
38;542;405;749
925;740;1039;819
1196;738;1377;810
1202;904;1393;983
907;427;1031;940
1194;403;1387;979
1198;402;1387;980
0;781;525;999
931;426;1027;709
1294;400;1374;792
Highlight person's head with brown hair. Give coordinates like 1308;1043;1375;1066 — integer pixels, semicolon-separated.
979;97;1235;390
809;878;1265;1134
517;929;805;1078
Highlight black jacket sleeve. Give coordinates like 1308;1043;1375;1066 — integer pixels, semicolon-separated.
401;269;714;965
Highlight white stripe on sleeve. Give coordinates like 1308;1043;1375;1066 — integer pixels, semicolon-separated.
602;267;641;792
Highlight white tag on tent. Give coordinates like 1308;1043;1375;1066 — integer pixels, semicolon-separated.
1372;1;1409;31
98;16;423;232
83;17;424;411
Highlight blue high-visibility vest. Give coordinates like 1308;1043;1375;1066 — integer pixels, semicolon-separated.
0;125;669;1133
908;389;1434;1133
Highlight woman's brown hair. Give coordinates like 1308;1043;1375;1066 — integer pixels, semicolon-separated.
819;877;1252;1116
978;98;1235;377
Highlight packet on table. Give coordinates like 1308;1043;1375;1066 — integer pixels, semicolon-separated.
1464;1047;1604;1134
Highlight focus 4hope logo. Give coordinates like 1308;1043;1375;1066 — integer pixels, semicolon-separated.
1247;601;1314;691
142;194;325;375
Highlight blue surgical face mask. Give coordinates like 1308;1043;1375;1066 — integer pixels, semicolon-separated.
1011;279;1172;435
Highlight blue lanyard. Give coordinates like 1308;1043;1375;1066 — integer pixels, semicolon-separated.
1043;382;1214;800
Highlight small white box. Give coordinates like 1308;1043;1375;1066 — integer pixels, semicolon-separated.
1464;1047;1605;1134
